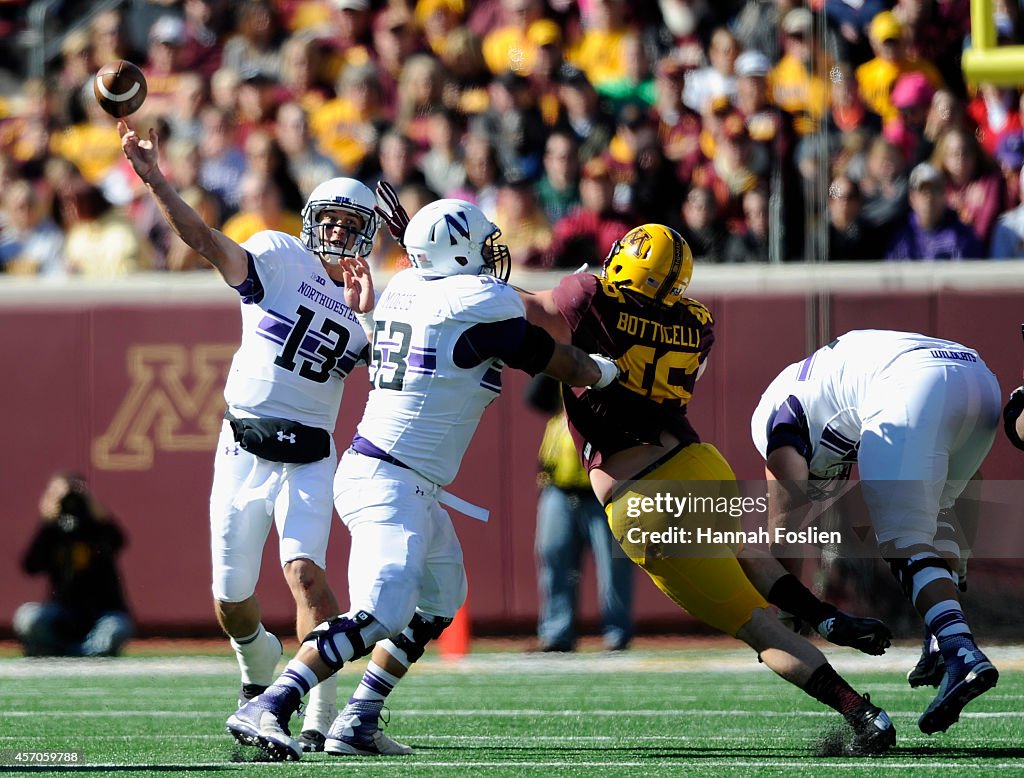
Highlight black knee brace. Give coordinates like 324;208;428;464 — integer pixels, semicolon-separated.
303;610;377;671
390;612;453;665
886;554;952;599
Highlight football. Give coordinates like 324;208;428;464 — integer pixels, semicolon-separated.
93;60;148;118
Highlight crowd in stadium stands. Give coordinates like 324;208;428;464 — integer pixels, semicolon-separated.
2;0;1024;276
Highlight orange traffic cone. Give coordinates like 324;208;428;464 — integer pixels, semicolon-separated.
436;601;471;659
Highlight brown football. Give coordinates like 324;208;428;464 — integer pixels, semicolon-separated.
93;60;148;118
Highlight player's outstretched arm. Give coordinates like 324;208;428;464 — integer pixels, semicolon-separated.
118;121;248;285
543;344;617;389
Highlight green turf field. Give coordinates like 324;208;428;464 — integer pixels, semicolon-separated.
1;644;1021;776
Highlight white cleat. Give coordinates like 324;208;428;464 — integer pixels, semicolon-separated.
226;702;302;762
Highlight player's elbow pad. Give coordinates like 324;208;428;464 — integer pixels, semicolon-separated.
1003;387;1024;451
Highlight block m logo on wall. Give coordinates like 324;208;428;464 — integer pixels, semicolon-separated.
93;344;235;470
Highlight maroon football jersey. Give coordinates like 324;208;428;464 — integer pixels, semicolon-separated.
552;273;714;469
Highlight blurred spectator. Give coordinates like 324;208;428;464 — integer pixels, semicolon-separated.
198;106;247;216
676;185;726;263
733;0;783;63
822;0;886;65
856;10;942;124
274;101;341;198
221;173;303;243
420;107;466;196
310;62;384;175
923;89;968;153
722;186;770;263
14;472;133;658
210;66;242;116
621;121;682;226
0;179;65;275
178;0;225;78
526;20;566;125
90;9;134;78
931;127;1003;247
554;64;616;163
372;4;421;112
496;175;552;267
893;0;971;97
449;131;502;218
990;164;1024;259
859;137;910;248
278;33;332;114
143;16;188;120
883;71;935;167
49;85;123;186
471;71;546;181
885;162;983;260
827;176;882;260
683;27;738;115
235;68;284;143
482;0;546;76
395;54;447;152
994;131;1024;208
822;63;881;178
371;129;427;192
418;0;467;60
595;33;655;119
164;71;207;145
222;0;284;81
438;26;491;115
543;156;633;269
535;130;581;224
692;111;764;232
243;130;304;214
770;8;832;137
526;374;633;654
650;57;704;183
567;0;632;91
60;180;151;276
321;0;374;85
57;30;95;124
968;84;1021;158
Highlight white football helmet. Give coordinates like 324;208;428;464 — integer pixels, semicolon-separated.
402;199;511;281
300;177;379;261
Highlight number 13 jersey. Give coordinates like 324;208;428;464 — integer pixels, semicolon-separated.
224;231;369;430
552;272;715;470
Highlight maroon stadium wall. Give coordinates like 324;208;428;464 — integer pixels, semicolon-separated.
2;280;1023;635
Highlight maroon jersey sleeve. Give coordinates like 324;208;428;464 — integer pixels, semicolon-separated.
552;275;713;470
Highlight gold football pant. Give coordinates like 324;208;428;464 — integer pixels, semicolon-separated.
606;442;768;636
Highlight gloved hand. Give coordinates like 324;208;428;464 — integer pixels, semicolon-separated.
374;180;410;247
590;354;620;389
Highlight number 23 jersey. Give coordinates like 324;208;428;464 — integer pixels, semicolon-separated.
223;231;369;430
552;272;714;469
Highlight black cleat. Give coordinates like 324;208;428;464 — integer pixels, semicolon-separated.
298;729;326;753
817;612;892;656
238;683;268;708
918;647;999;735
844;694;896;756
907;646;945;688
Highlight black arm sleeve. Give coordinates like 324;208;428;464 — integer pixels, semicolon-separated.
453;318;556;376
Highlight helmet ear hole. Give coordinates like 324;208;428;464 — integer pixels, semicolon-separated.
454;256;469;266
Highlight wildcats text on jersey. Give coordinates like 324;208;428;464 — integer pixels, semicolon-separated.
615;312;701;348
297;280;358;323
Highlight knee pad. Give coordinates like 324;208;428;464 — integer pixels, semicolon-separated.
886;553;954;602
302;610;387;671
380;612;453;668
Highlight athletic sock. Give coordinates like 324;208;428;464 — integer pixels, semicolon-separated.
230;625;281;685
766;574;837;628
803;664;864;716
302;674;338;734
351;660;401;703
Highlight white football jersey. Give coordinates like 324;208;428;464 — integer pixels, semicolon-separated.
356;269;526;486
223;231;369;430
751;329;983;477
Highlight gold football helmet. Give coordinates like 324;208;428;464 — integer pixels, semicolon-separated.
602;224;693;306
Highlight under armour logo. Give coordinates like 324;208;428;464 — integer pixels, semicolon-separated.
224;445;240;455
415;485;425;496
277;431;297;444
957;647;980;664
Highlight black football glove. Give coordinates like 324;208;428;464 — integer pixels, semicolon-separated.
374;180;410;248
1003;386;1024;451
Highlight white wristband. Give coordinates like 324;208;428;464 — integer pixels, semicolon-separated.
589;354;619;389
355;310;375;335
